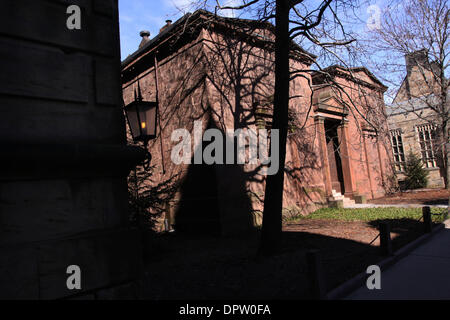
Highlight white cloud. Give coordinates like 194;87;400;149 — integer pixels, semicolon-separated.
164;0;196;12
217;0;242;18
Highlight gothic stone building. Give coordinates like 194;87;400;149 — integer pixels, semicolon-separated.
388;50;446;188
121;10;393;235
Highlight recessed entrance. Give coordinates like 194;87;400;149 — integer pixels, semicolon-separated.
325;119;345;194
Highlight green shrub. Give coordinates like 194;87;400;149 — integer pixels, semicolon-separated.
404;151;428;190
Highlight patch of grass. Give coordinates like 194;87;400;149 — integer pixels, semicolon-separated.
296;207;448;223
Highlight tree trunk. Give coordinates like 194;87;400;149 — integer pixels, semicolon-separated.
446;144;449;189
259;0;290;256
445;121;450;189
440;50;449;190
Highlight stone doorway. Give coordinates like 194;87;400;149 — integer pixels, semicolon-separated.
325;119;345;194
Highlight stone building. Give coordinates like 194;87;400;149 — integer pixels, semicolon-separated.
121;10;392;235
312;66;392;200
387;50;446;188
0;0;143;299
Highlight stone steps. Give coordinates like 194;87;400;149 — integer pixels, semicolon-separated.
329;190;356;207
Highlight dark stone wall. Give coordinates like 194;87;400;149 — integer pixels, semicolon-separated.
0;0;143;299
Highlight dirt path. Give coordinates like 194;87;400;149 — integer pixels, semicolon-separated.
369;189;449;205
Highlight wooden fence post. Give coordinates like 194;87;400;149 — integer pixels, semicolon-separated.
422;206;432;233
306;250;327;300
379;222;392;256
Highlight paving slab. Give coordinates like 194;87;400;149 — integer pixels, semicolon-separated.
412;230;450;259
345;225;450;300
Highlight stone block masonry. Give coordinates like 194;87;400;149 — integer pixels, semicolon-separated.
0;0;144;299
121;10;393;235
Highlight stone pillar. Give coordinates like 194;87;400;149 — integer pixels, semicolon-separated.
363;132;375;199
315;116;333;197
0;0;144;299
338;121;356;198
376;137;386;190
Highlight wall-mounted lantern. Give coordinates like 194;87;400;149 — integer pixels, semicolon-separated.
125;86;157;143
125;100;157;143
124;83;158;169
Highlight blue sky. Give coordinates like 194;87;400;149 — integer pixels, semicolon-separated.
118;0;384;60
117;0;406;100
118;0;240;59
119;0;191;59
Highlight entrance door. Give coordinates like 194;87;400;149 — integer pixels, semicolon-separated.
325;120;345;194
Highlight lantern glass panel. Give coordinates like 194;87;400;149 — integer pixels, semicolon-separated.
140;103;157;138
125;103;142;140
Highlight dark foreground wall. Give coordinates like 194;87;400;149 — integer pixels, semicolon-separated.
0;0;144;299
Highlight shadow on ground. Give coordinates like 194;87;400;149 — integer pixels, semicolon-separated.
423;199;449;206
138;217;441;299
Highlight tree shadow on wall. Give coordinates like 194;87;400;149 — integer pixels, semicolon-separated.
174;116;255;236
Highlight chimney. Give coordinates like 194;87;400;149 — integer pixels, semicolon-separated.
159;20;172;34
405;49;429;75
139;30;150;49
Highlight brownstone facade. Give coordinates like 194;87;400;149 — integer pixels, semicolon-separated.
312;67;393;199
122;10;393;235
